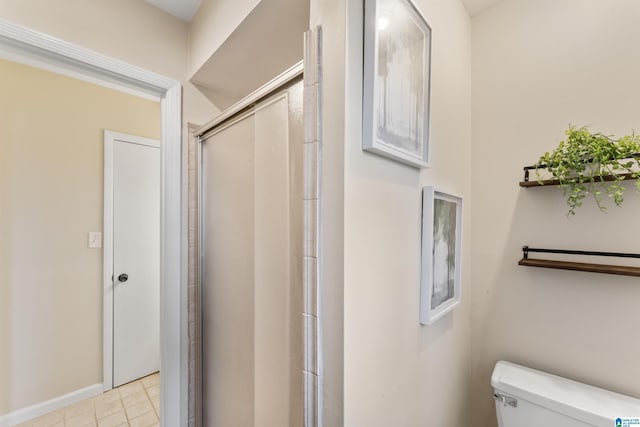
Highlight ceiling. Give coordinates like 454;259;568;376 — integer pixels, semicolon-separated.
145;0;202;21
147;0;506;22
460;0;505;16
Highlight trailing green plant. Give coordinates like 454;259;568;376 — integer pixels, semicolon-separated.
535;125;640;215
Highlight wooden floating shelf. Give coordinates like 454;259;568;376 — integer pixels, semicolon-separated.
519;258;640;277
520;172;635;188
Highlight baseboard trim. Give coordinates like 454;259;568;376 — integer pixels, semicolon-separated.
0;383;103;427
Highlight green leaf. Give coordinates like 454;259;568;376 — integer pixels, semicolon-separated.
533;125;640;215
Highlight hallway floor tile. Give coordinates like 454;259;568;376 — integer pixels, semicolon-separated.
17;372;160;427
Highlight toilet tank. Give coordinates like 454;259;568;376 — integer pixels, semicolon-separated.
492;361;640;427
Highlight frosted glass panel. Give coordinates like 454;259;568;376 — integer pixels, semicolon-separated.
201;80;303;427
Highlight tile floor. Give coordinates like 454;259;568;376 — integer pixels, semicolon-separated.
17;372;160;427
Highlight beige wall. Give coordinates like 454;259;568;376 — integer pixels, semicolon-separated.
341;0;473;425
188;0;308;110
0;0;218;123
188;0;260;75
470;1;640;425
0;59;161;415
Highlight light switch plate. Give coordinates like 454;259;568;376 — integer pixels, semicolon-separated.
88;232;102;248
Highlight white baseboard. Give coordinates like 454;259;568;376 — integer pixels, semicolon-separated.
0;383;103;427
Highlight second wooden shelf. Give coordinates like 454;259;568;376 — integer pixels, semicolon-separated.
518;246;640;277
519;257;640;277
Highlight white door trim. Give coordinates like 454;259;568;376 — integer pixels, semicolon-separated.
0;20;187;426
103;130;161;392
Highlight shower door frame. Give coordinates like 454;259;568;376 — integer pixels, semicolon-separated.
196;61;316;427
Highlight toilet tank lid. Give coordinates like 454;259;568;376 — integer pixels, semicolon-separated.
491;361;640;426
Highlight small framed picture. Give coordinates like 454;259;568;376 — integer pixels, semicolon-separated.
420;187;463;325
363;0;432;168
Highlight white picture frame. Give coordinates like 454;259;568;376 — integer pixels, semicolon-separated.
420;187;463;325
363;0;432;168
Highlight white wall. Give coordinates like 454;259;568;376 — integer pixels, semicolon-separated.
0;0;218;123
471;1;640;425
340;0;473;425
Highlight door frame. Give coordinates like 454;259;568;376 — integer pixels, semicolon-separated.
0;20;187;426
103;130;161;391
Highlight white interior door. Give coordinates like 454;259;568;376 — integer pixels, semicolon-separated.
111;134;160;388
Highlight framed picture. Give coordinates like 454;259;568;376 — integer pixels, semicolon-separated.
363;0;432;168
420;187;462;325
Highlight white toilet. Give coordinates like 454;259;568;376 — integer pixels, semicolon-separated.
492;361;640;426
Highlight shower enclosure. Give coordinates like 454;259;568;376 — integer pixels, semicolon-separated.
197;72;304;427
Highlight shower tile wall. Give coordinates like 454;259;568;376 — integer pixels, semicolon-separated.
187;124;199;427
303;26;322;427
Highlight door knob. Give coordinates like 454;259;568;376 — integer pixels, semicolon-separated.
118;273;129;283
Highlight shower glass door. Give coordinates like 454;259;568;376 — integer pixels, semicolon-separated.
199;80;303;427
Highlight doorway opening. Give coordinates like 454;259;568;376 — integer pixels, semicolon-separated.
0;21;184;427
